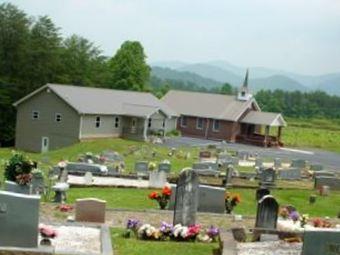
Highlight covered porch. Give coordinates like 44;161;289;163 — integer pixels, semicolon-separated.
236;111;287;147
121;104;176;141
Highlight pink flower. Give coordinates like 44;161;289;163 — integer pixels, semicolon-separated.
39;224;57;238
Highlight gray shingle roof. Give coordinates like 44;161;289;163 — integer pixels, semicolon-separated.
241;111;287;127
161;90;260;121
14;84;177;118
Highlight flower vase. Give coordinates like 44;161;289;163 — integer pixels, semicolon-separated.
40;238;51;246
159;200;168;210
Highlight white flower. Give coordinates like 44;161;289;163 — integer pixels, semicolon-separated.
57;161;67;168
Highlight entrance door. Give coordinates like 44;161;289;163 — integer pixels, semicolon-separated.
131;118;137;134
41;137;49;153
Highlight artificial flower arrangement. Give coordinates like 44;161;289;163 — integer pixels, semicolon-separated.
148;186;172;210
4;152;36;185
39;224;57;245
148;161;157;170
56;204;73;212
312;218;332;228
124;219;219;243
225;192;241;214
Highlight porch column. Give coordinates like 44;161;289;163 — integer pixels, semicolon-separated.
264;125;270;147
143;118;148;141
277;126;282;143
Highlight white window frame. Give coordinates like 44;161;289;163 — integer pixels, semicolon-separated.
180;116;187;127
95;116;101;128
32;111;40;120
55;113;62;123
213;119;220;132
196;117;203;130
114;117;120;128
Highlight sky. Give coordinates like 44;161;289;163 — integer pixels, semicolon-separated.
2;0;340;75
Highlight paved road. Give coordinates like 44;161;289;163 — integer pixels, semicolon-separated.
162;137;340;171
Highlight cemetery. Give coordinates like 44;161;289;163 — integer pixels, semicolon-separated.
0;138;340;255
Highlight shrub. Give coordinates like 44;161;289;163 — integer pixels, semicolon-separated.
166;129;180;137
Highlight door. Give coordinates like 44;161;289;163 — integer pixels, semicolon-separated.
41;137;49;153
131;118;137;134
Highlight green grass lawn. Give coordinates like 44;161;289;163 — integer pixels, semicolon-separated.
275;118;340;153
68;187;340;217
110;228;219;255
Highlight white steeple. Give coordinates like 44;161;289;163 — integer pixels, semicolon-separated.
237;69;252;101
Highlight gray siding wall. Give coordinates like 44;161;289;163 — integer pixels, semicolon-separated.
15;89;80;152
80;115;122;139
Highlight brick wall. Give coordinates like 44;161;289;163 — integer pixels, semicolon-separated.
177;115;241;141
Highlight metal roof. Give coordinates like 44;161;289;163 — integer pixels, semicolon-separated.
161;90;260;121
241;111;287;127
13;84;177;118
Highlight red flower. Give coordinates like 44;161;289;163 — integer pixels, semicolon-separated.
162;186;172;197
232;194;241;203
148;191;160;200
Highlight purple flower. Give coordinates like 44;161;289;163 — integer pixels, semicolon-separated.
207;226;219;238
289;211;300;221
160;221;173;234
127;219;140;230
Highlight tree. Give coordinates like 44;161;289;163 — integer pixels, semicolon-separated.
220;83;233;95
108;41;150;91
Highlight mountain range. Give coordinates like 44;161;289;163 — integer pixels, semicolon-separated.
151;60;340;95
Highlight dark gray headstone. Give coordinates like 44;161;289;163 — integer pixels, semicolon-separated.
310;164;323;171
278;168;301;180
5;181;32;195
291;159;307;168
255;158;263;167
259;168;276;187
66;162;107;175
224;165;234;188
314;171;336;178
274;158;282;169
255;195;279;230
192;162;218;170
158;163;171;173
197;185;225;213
315;177;340;190
135;161;149;176
0;191;40;247
31;174;45;194
302;230;340;255
173;169;199;226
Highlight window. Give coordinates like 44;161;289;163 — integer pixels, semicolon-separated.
55;113;62;122
148;118;152;128
114;117;120;128
162;120;165;128
213;119;220;132
196;118;203;130
95;116;101;128
32;111;39;120
180;116;187;127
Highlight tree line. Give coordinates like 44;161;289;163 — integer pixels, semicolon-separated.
1;3;340;145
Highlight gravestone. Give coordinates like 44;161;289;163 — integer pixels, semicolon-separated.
5;181;31;195
255;195;279;229
58;168;68;182
66;162;107;175
173;169;199;226
31;174;45;194
291;159;307;168
84;172;93;185
315;177;340;190
0;191;40;247
256;187;270;201
314;171;336;178
274;158;282;169
237;151;249;160
199;151;212;159
310;164;323;171
158;163;171;173
149;171;167;188
255;158;263;167
135;161;149;177
197;185;225;213
302;230;340;255
259;168;276;187
224;165;234;188
75;198;106;223
278;168;301;180
192;162;218;170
